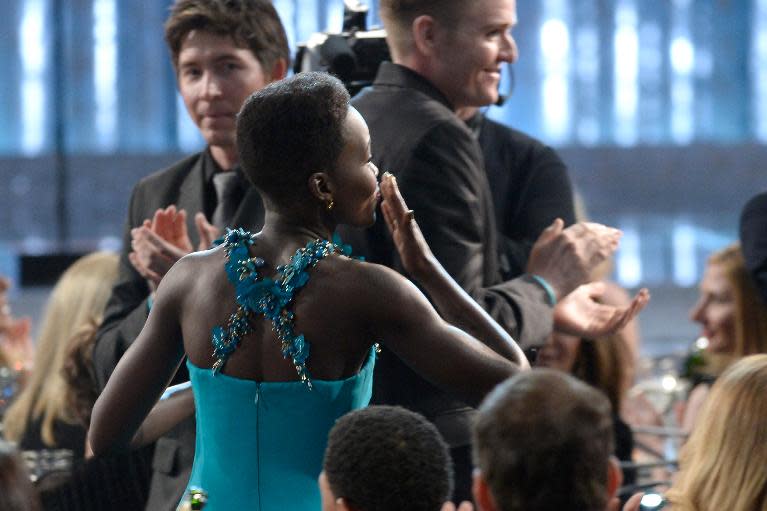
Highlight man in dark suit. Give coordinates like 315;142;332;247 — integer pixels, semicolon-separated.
343;0;640;501
92;2;289;509
460;107;577;279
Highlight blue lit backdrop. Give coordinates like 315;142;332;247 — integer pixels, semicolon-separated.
0;0;764;303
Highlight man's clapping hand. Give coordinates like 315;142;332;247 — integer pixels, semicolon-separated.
129;205;221;289
554;282;650;338
527;219;621;301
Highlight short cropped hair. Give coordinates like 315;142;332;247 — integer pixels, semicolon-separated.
473;370;614;511
323;406;453;511
164;0;290;71
379;0;466;57
237;72;350;206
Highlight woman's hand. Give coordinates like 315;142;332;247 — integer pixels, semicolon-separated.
380;172;436;279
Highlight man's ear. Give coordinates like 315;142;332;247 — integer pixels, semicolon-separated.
308;172;334;203
606;456;623;501
411;15;438;57
473;469;498;511
269;57;288;81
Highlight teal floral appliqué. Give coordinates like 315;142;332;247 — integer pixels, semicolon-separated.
211;228;347;388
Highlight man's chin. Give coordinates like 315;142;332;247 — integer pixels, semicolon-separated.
466;91;500;109
705;339;733;354
201;132;236;148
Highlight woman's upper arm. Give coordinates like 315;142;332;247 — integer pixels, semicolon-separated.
361;265;517;406
89;257;188;454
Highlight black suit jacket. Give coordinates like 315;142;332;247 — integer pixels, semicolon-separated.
93;150;264;511
469;113;576;279
342;63;554;446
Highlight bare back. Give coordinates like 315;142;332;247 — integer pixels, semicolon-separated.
177;235;380;382
90;231;517;455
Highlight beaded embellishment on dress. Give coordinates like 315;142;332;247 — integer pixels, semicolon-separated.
211;228;352;388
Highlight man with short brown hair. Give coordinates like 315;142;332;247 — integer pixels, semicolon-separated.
472;370;622;511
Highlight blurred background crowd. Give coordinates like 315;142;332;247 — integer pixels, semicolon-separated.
1;0;766;509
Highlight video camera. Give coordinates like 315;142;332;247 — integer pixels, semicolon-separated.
293;0;390;96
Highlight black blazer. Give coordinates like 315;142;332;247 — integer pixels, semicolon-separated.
93;151;264;511
470;113;576;279
341;63;554;446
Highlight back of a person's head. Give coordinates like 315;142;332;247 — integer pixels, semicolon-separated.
164;0;290;71
323;405;453;511
237;71;351;208
473;369;614;511
2;252;119;445
667;354;767;511
0;440;41;511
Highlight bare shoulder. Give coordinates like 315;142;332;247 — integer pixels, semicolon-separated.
315;255;424;310
157;245;228;301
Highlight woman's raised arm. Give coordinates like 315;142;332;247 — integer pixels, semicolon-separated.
380;173;528;365
357;260;522;407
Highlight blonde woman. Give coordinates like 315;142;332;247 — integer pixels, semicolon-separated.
2;252;118;461
683;243;767;431
666;354;767;510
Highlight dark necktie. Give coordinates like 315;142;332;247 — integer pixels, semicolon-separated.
211;171;241;229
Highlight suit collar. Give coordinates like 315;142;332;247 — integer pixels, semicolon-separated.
201;148;245;182
372;62;454;110
201;147;263;231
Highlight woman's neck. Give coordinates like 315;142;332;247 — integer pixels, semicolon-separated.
259;208;335;245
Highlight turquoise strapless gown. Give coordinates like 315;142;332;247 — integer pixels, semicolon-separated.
182;230;375;510
185;350;374;510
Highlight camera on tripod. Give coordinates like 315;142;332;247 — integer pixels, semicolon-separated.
293;0;390;96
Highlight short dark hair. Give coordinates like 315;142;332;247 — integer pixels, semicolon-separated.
380;0;466;56
237;72;350;206
164;0;290;71
380;0;465;27
323;406;453;511
473;370;614;511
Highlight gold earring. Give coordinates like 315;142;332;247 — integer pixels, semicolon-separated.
326;199;334;211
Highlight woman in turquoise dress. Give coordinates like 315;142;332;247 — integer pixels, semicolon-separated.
89;73;640;510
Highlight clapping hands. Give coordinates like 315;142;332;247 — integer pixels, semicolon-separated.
379;172;649;340
527;219;622;300
129;205;221;289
